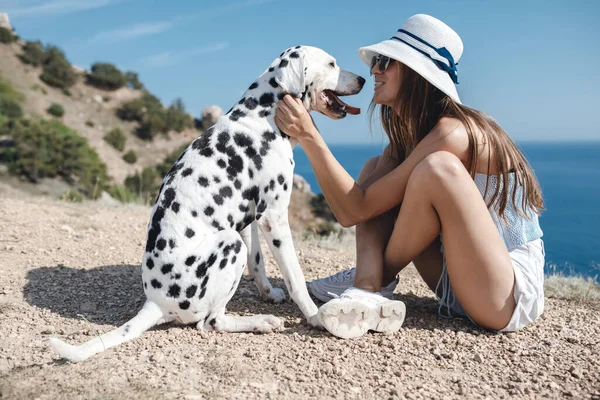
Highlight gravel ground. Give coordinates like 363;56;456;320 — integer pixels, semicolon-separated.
0;197;599;399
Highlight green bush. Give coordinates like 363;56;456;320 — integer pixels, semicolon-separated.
58;190;83;203
116;92;162;122
122;167;160;203
31;83;47;95
122;150;137;164
125;71;144;90
166;98;193;133
85;120;94;127
19;41;46;66
103;128;126;151
311;194;337;222
0;118;110;198
86;62;126;91
46;103;64;117
0;27;15;44
0;97;23;118
62;88;71;97
39;46;77;89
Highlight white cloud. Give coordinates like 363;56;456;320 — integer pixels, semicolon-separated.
141;43;229;68
89;20;175;43
4;0;122;17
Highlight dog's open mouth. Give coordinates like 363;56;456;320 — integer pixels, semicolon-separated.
322;90;361;118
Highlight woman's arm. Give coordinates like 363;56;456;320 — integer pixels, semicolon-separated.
276;96;468;227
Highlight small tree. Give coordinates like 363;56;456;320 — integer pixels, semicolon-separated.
87;62;126;91
46;103;64;118
19;41;46;66
103;128;126;151
40;46;77;89
125;71;144;90
0;97;23;118
122;150;137;164
0;27;15;43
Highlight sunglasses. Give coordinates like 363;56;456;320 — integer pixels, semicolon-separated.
370;55;391;75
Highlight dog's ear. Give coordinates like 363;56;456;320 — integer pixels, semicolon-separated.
274;49;305;99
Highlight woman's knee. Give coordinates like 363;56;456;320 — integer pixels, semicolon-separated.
409;151;466;189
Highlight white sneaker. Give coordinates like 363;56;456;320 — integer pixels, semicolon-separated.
318;287;406;339
308;268;398;303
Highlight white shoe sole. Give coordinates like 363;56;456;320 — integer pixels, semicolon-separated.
319;299;406;339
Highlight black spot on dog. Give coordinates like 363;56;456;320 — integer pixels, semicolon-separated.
144;282;148;289
264;185;269;193
275;195;279;200
198;176;209;187
234;179;242;190
268;66;275;72
249;82;258;90
257;200;267;213
169;238;176;249
227;214;234;227
277;174;285;185
207;252;218;268
242;186;260;203
263;130;277;142
185;256;196;266
179;301;190;310
219;258;228;269
259;93;275;108
258;110;270;118
218;131;230;144
255;252;260;264
239;203;250;212
196;261;208;278
226;155;244;177
201;275;209;288
213;194;224;205
244;97;258;110
234;132;253;147
234;240;242;254
219;186;233;198
238;97;246;105
162;188;176;208
174;273;181;280
295;45;301;49
146;258;154;270
229;109;246;121
186;285;198;298
217;159;227;169
249;169;254;179
273;239;281;248
168;284;181;298
171;202;180;213
290;51;299;58
161;263;174;274
213;176;221;184
277;92;286;100
231;256;237;264
212;220;224;231
269;77;279;88
284;183;288;191
151;279;162;289
256;213;262;220
185;228;195;238
209;318;217;327
279;59;289;68
269;179;275;190
191;210;198;217
182;168;193;177
156;238;167;251
199;287;207;299
218;241;224;248
200;147;214;157
204;206;214;216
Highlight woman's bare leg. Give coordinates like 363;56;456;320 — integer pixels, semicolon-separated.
375;151;515;330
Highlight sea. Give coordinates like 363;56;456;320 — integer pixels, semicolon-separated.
293;141;600;280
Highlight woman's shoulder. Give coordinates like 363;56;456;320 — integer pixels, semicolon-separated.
424;117;470;157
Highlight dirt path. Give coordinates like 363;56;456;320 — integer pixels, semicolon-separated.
0;197;598;399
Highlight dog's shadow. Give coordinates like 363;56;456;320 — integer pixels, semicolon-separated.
24;264;474;333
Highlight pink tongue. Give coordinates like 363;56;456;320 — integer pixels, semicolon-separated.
336;96;361;115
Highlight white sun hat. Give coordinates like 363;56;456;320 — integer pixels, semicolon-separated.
358;14;463;103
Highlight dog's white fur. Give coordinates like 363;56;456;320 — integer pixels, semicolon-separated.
49;46;365;362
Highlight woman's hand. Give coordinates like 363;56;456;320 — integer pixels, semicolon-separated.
275;95;319;142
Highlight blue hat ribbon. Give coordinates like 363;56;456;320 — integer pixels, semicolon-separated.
391;29;459;84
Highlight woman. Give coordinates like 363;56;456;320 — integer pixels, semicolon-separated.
274;14;545;339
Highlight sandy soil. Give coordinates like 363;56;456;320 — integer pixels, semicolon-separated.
0;196;599;400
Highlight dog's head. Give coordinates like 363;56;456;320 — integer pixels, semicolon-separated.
270;45;365;119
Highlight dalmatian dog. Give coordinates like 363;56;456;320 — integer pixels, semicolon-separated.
49;45;365;362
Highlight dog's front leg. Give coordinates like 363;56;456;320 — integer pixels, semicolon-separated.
258;210;321;328
240;220;286;303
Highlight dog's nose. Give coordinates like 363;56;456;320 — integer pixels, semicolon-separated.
357;76;366;88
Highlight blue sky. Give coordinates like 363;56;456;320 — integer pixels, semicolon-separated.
2;0;599;144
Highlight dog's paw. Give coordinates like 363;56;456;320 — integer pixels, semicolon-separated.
256;315;284;333
261;287;286;303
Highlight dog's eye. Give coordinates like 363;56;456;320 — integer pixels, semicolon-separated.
329;62;335;68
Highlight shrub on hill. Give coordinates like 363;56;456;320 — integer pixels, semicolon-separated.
103;128;126;151
0;76;24;118
46;102;64;117
0;118;110;198
125;71;144;90
122;166;161;204
39;46;77;89
87;63;126;91
19;41;46;66
0;27;15;43
122;150;137;164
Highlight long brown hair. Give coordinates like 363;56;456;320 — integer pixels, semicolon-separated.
370;62;544;218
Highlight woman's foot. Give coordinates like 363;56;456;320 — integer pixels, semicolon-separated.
318;287;406;339
308;268;399;302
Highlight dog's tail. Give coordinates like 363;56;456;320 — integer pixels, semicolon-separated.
49;301;165;362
